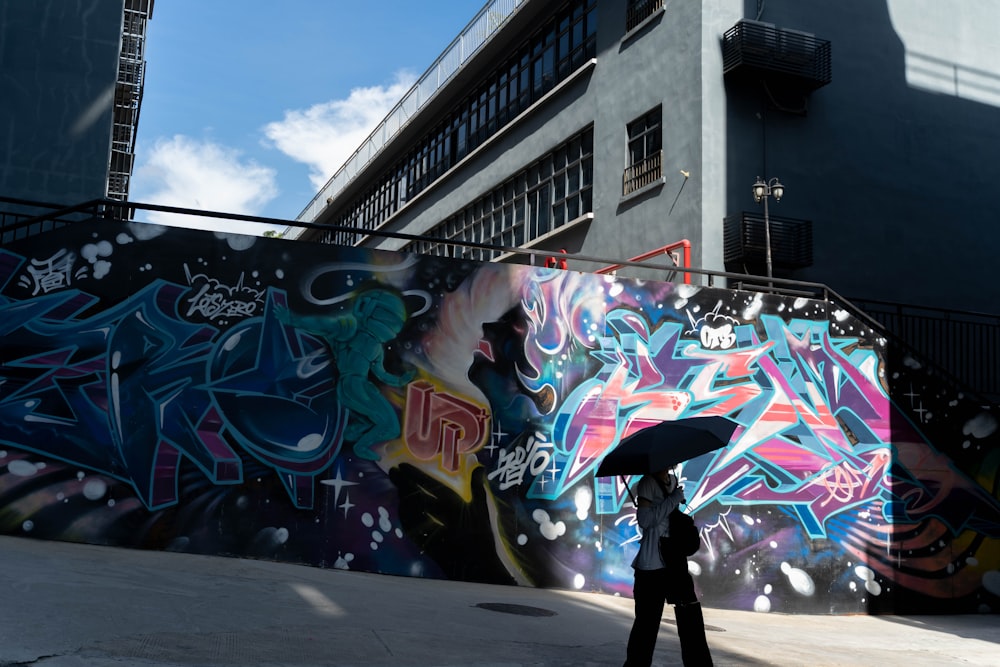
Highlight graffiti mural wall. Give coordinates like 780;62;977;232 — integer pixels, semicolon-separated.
0;220;997;614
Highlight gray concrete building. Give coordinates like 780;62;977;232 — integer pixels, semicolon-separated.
0;0;153;239
297;0;1000;317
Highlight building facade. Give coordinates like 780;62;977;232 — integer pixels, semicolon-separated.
0;0;152;240
297;0;1000;319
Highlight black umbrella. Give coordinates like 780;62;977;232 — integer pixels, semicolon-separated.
595;416;739;478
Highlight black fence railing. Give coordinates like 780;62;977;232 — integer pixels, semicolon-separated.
722;19;832;91
626;0;664;32
851;299;1000;403
0;196;79;244
723;211;813;271
4;196;995;406
622;151;663;196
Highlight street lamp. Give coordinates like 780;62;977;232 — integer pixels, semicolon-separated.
752;176;785;279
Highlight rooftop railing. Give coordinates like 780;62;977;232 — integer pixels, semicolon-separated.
296;0;526;225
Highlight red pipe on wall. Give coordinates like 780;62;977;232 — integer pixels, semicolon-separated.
594;240;692;284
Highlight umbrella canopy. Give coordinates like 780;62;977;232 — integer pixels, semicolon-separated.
595;416;739;477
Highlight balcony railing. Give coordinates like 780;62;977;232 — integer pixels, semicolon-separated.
622;151;663;196
626;0;664;32
723;211;813;271
851;299;1000;403
722;19;831;92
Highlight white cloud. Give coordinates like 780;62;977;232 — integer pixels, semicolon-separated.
263;70;417;190
133;135;282;234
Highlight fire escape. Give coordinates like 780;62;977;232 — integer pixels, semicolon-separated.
108;0;154;210
721;19;831;277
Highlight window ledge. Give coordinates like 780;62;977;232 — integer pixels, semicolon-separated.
493;212;596;264
620;177;665;204
623;7;665;45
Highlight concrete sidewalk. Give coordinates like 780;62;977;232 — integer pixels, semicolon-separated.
1;535;996;667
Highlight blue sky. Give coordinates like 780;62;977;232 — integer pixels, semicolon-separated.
131;1;484;234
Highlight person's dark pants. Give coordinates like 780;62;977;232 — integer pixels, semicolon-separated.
623;556;713;666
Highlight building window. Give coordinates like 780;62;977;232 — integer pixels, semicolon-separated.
401;127;594;261
626;0;664;32
623;106;662;196
322;0;597;247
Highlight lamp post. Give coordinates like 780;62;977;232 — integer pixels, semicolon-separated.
752;176;785;279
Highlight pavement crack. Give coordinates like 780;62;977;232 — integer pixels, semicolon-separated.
2;654;62;666
370;628;394;656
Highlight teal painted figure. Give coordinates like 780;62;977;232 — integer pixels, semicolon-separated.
278;288;415;461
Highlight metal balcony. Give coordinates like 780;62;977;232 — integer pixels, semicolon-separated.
723;211;813;271
722;20;831;92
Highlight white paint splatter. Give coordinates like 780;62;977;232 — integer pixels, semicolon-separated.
677;284;700;299
92;260;112;279
573;573;585;589
127;222;166;240
533;509;566;540
82;479;107;500
742;293;764;320
7;460;39;477
963;412;998;439
214;232;256;251
780;562;816;596
574;486;592;520
378;506;392;532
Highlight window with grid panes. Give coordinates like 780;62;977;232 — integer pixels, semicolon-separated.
623;106;662;195
401;127;593;260
321;0;597;246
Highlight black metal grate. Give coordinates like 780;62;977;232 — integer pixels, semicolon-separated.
852;299;1000;403
723;211;813;271
722;19;832;91
626;0;664;32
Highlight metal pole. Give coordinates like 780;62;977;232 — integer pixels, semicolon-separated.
764;188;773;280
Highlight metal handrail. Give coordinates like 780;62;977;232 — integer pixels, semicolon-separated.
6;196;995;407
1;197;833;296
595;239;692;285
849;297;1000;402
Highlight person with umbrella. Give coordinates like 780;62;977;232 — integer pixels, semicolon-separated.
596;417;736;666
622;465;713;666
